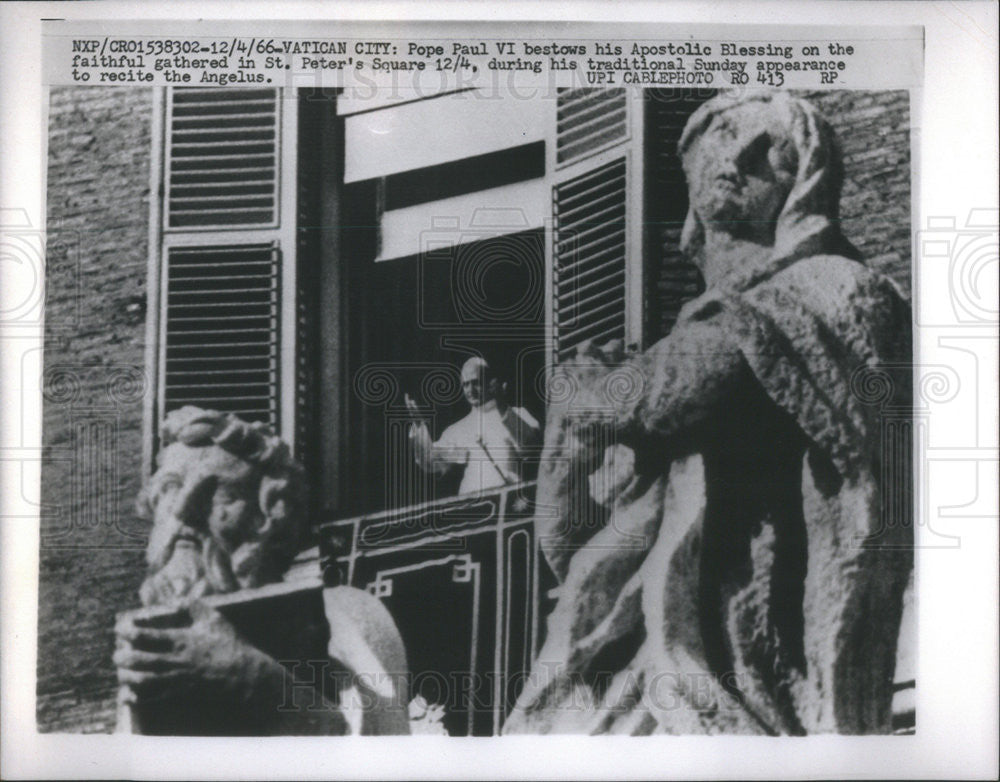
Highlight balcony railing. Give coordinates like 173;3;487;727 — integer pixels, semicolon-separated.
316;480;542;736
120;481;543;736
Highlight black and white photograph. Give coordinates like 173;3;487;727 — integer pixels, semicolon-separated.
1;4;998;780
40;58;918;740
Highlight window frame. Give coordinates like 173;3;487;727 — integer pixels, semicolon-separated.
143;86;300;474
544;89;647;373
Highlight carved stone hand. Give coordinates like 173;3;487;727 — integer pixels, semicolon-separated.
114;599;285;709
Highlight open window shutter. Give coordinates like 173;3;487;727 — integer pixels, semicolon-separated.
156;87;294;435
550;89;643;364
552;159;627;362
163;242;280;426
555;89;628;167
643;91;709;342
166;88;279;229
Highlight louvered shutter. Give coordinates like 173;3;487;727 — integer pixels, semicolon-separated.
549;89;643;365
552;159;627;361
163;243;280;426
555;88;628;168
154;87;296;442
644;90;708;341
165;88;279;228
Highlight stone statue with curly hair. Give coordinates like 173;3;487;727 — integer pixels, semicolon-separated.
115;407;411;735
135;406;305;606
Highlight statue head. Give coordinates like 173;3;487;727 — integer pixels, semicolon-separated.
678;92;857;277
137;406;305;607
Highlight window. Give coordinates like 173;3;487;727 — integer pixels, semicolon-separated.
336;92;548;515
548;88;645;363
145;86;710;513
146;87;299;465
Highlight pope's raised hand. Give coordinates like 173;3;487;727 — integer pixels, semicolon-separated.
404;393;425;424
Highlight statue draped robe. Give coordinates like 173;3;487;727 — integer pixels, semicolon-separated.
503;250;912;735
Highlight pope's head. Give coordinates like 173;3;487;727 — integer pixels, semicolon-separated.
460;357;494;409
138;407;305;607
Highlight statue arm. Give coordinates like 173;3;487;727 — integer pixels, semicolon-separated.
115;592;412;735
323;586;411;735
620;315;746;457
115;601;351;735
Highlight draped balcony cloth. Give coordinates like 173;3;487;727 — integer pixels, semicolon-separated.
503;96;913;734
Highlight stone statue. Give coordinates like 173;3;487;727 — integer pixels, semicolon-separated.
114;407;410;735
503;92;913;735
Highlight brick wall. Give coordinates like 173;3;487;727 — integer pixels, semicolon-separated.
38;85;153;732
806;90;913;299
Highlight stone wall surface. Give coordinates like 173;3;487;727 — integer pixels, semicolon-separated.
806;90;912;298
38;85;153;732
